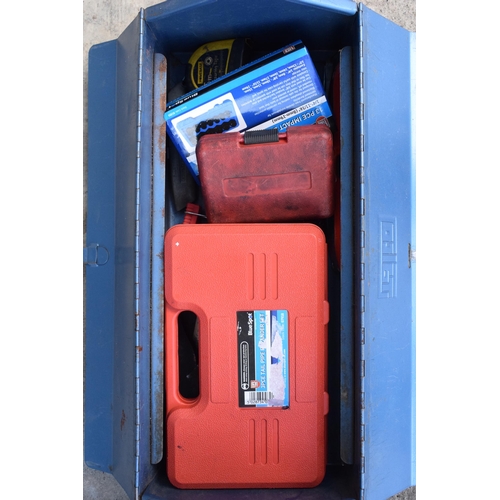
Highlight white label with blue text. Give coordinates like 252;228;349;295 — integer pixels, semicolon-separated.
237;310;289;408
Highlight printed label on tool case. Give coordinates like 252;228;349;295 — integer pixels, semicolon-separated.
237;310;289;408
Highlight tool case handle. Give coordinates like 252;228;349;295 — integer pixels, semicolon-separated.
165;303;201;415
242;128;282;144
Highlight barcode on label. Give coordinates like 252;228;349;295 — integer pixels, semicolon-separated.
244;391;274;405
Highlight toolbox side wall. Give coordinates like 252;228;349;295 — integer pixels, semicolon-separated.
145;0;356;54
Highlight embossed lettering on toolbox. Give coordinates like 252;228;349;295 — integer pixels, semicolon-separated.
380;217;397;298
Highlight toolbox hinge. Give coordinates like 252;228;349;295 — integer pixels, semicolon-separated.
358;4;366;497
134;9;146;499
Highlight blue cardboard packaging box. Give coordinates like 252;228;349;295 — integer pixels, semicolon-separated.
164;40;332;180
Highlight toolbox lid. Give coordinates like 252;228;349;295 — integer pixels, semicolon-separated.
358;5;416;499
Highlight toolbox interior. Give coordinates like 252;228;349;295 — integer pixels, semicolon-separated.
143;3;360;498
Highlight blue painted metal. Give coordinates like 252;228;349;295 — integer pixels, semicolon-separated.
339;45;355;465
83;243;110;267
142;465;354;499
110;13;146;499
409;31;416;486
144;0;356;53
286;0;357;14
352;11;366;495
85;38;117;475
85;9;163;499
357;5;415;499
135;11;161;496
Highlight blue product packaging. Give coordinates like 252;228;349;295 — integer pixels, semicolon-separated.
164;40;332;182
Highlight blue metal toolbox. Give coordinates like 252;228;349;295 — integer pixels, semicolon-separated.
84;1;416;498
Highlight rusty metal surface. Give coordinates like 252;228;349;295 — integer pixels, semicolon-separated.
151;52;167;466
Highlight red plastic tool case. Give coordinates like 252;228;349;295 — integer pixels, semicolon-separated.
164;223;329;489
196;124;334;223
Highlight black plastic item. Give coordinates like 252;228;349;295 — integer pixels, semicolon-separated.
167;82;199;211
166;39;250;210
167;142;199;212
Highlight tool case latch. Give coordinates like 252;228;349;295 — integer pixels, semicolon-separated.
83;243;109;267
